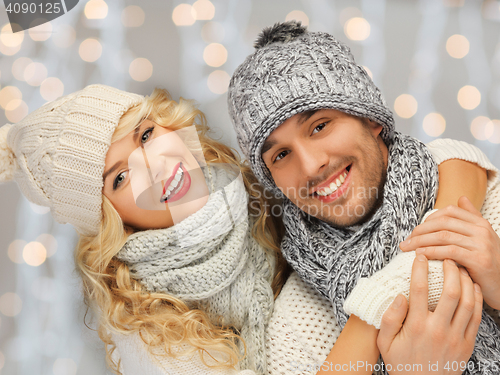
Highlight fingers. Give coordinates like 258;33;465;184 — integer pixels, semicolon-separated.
458;195;483;218
433;259;462;325
407;254;429;322
403;216;478;244
377;294;408;353
450;267;476;336
464;283;483;341
400;230;474;252
414;245;474;271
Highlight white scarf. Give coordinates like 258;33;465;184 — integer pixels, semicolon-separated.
116;165;275;374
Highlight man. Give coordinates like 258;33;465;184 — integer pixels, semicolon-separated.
228;21;500;373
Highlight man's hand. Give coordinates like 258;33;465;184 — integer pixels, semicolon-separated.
377;255;483;375
400;195;500;309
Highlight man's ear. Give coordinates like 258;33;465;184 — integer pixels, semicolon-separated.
365;118;383;138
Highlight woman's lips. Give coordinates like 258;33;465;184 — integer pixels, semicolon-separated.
160;162;191;203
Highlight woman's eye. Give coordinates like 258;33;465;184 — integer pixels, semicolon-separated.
141;127;154;144
312;122;327;135
113;171;128;190
274;150;289;163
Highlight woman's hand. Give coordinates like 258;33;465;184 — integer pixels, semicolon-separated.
400;196;500;309
377;255;483;375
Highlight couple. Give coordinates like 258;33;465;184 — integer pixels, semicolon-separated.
1;21;500;375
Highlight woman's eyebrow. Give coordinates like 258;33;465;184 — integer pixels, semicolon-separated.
103;161;122;182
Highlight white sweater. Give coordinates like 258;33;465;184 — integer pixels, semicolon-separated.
112;138;500;375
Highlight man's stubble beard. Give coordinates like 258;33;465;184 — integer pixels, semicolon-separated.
311;136;387;229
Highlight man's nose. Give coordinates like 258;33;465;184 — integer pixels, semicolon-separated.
296;143;328;178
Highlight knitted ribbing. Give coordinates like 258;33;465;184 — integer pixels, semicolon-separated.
116;166;274;374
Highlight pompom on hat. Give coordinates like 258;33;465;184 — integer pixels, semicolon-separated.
0;84;143;236
227;21;395;196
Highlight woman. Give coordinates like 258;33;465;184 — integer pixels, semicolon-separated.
0;84;489;375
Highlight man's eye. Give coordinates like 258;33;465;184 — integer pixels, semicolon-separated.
113;171;128;190
274;150;289;163
141;127;154;143
312;122;327;135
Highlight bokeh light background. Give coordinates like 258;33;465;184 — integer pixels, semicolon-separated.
0;0;499;374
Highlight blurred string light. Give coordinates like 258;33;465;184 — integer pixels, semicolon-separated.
52;25;76;48
53;358;77;375
446;34;469;59
0;86;22;108
339;7;363;26
129;58;153;81
193;0;215;20
84;0;108;20
29;21;52;42
207;70;230;94
394;94;418;119
201;22;225;43
172;4;196;26
203;43;227;67
79;38;102;62
37;233;58;257
0;293;22;317
458;85;481;110
0;23;23;55
12;57;32;81
8;239;25;264
285;10;309;26
40;77;64;102
488;119;500;144
5;100;28;122
121;5;145;27
423;112;446;137
24;62;48;86
23;241;47;267
344;17;371;41
471;116;494;140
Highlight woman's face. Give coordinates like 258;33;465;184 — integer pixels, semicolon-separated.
102;119;209;231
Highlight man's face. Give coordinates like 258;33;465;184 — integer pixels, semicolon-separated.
261;109;388;227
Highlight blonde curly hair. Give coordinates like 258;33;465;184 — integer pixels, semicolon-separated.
74;88;288;374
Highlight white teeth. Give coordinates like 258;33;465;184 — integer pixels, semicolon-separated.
160;165;184;202
316;169;349;197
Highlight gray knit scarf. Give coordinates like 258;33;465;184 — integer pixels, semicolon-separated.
281;132;500;374
116;165;274;374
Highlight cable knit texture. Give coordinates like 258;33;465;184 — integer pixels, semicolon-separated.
0;84;143;236
227;21;395;197
115;166;275;375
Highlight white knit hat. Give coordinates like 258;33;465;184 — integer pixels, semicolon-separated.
0;84;144;236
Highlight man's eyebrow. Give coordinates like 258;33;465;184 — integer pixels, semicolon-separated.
261;138;277;156
261;110;320;156
103;161;122;182
297;109;319;125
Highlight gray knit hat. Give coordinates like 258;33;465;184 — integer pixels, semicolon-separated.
0;84;143;236
227;21;395;195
